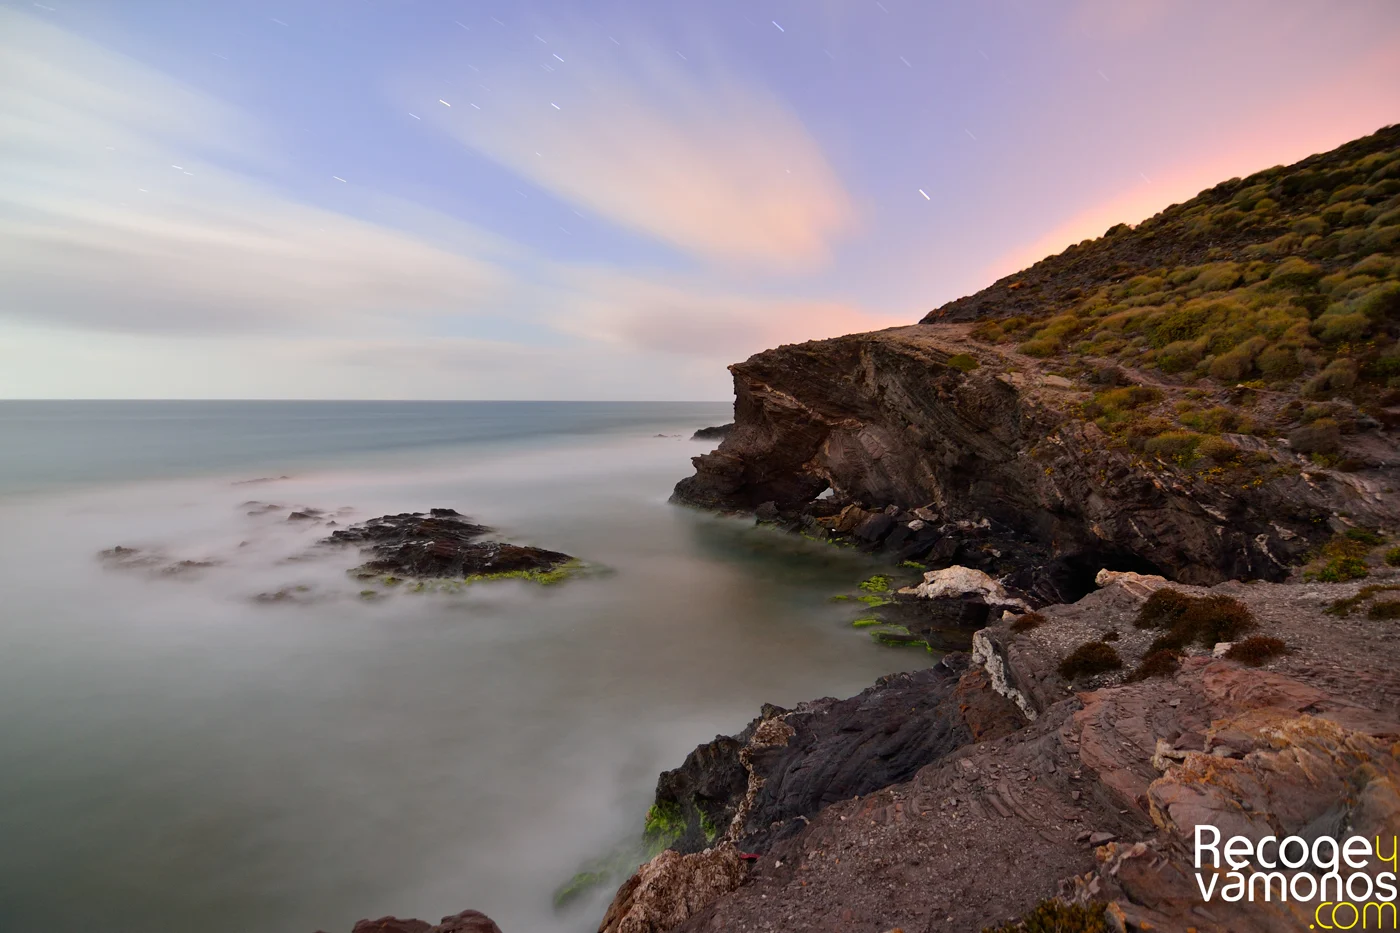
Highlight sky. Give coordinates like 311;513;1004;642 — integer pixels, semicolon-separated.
1;0;1398;400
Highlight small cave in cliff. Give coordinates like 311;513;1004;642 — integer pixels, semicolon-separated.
1046;550;1166;604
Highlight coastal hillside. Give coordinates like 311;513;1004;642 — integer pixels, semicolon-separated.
926;123;1400;418
674;125;1400;594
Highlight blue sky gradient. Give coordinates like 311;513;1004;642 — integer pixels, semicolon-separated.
2;0;1398;398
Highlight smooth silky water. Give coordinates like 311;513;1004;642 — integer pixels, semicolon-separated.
0;402;925;933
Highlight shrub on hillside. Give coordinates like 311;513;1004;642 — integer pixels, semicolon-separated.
1135;589;1256;650
1368;600;1400;620
1129;648;1183;681
1058;641;1122;680
1010;612;1046;633
1269;257;1323;288
1288;418;1342;454
1143;431;1200;465
1224;636;1287;666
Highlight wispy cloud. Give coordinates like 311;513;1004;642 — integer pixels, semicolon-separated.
544;266;902;360
0;9;509;336
406;30;854;268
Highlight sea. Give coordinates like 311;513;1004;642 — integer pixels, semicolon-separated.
0;401;922;933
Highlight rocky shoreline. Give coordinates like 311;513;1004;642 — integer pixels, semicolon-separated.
328;126;1400;932
588;565;1400;933
333;562;1400;933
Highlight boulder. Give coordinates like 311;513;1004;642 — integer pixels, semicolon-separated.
324;511;574;580
343;912;500;933
905;565;1029;610
598;846;746;933
690;424;734;441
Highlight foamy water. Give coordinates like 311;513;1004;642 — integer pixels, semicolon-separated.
0;402;921;933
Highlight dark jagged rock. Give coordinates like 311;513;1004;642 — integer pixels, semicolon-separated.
349;918;430;933
323;511;574;580
328;910;502;933
690;423;733;441
647;661;1025;858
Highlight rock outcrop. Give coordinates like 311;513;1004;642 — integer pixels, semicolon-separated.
639;662;1025;861
597;846;747;933
690;424;733;441
672;326;1400;587
604;567;1400;932
323;509;575;581
318;909;503;933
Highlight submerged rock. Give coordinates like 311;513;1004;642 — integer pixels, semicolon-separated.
323;510;575;583
98;546;218;576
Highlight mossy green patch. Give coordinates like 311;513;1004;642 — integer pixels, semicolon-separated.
643;800;684;856
463;558;582;586
699;808;722;844
868;623;930;648
856;594;894;607
552;869;612;910
858;574;891;592
1326;583;1400;616
851;615;883;627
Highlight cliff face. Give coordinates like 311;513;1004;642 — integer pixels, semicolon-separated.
673;325;1398;585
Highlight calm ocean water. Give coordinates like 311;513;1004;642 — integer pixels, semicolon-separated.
0;401;922;933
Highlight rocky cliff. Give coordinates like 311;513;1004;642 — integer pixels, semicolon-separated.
675;124;1400;588
673;324;1398;588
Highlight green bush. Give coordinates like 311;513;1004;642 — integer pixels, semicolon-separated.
947;353;980;372
1345;528;1386;546
1256;344;1304;380
1198;436;1240;464
1180;406;1238;433
1143;431;1201;465
1269;257;1323;288
1368;600;1400;620
1387;546;1400;567
1356;282;1400;322
1288;418;1341;454
1316;312;1370;344
1196;262;1242;291
1317;556;1369;582
1326;584;1400;616
1209;347;1255;381
1157;340;1204;373
1019;338;1060;358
